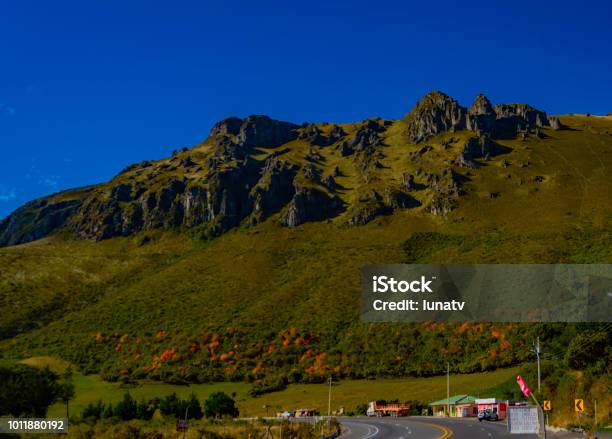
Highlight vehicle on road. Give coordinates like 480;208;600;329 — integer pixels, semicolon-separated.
366;401;411;417
278;411;294;418
477;409;499;422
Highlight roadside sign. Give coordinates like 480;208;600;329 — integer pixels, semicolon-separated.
508;406;540;434
176;419;188;432
575;399;584;413
543;400;551;411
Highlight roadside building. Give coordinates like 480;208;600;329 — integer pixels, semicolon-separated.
294;408;319;417
476;398;507;419
429;395;478;417
367;401;411;417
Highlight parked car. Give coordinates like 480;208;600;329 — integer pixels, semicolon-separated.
478;410;499;422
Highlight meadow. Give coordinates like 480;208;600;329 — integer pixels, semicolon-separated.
26;356;519;418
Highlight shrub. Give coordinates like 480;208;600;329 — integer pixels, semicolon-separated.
204;392;239;418
114;393;138;421
82;399;105;420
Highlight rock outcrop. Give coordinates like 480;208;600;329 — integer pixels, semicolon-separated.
212;115;299;152
405;91;551;142
347;188;420;225
298;123;345;147
492;103;549;138
281;184;343;227
466;94;496;133
455;135;498;168
548;116;563;130
405;91;467;143
249;158;298;224
0;195;84;247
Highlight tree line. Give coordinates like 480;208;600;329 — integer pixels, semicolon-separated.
81;391;239;421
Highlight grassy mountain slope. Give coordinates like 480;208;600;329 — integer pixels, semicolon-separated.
1;114;612;383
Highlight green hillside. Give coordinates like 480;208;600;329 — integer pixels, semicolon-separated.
1;95;611;428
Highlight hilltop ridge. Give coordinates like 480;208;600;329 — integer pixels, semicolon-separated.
0;91;570;247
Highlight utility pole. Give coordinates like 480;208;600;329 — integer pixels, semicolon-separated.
327;376;333;436
532;337;541;393
446;362;450;417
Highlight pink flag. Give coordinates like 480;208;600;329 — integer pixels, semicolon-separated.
516;375;532;398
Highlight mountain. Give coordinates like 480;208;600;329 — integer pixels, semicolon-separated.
0;91;565;246
1;91;611;387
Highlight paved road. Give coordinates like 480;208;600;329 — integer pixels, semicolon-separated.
340;417;449;439
338;416;603;439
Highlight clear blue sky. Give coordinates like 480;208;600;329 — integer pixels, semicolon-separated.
1;0;611;218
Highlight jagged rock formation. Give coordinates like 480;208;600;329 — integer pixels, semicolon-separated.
426;196;457;216
298;123;345;147
424;168;466;197
249;158;298;224
0;195;84;246
213;115;299;149
405;91;551;142
466;94;496;133
0;91;563;247
281;184;343;227
455;135;496;168
405;92;467;143
548;116;563;130
337;118;386;157
492;103;549;138
347;188;420;225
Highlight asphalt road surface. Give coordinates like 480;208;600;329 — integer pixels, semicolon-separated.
338;416;600;439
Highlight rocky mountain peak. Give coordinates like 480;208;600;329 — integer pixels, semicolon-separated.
467;94;496;133
405;91;550;142
470;94;495;115
405;91;467;143
210;117;242;136
237;115;299;148
210;115;299;151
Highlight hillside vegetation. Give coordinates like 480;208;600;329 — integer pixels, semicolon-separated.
1;93;611;428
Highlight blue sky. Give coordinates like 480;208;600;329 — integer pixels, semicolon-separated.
1;0;611;218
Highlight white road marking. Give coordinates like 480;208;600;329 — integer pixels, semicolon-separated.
362;424;379;439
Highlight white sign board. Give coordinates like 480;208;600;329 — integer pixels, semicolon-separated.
507;406;540;434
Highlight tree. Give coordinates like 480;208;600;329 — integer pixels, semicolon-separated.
353;403;368;416
0;363;61;417
185;393;203;420
114;392;138;420
159;393;181;418
204;392;239;419
136;398;155;420
565;330;609;370
58;367;75;419
101;403;114;419
82;400;105;420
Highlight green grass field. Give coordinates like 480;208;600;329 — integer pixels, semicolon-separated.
28;354;518;418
